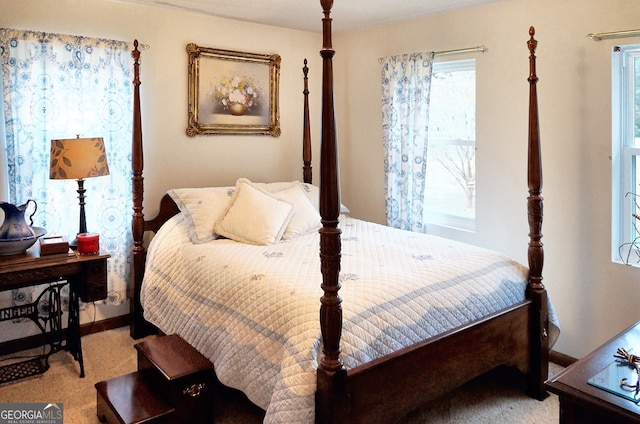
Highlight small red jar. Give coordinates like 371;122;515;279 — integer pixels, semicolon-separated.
77;232;99;255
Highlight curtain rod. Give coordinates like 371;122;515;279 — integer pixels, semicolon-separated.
378;45;486;62
587;29;640;41
435;45;486;56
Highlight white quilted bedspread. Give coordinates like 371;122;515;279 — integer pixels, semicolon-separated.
140;215;557;423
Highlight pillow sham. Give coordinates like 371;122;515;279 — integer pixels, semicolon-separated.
254;181;297;193
299;183;351;214
214;178;295;245
273;182;321;239
168;186;234;244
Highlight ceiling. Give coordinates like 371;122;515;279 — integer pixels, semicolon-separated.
114;0;504;33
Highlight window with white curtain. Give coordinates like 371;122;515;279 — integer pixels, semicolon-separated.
612;44;640;266
0;29;133;309
423;59;476;231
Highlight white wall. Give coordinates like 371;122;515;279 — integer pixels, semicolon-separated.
3;0;639;360
1;0;323;215
335;0;640;358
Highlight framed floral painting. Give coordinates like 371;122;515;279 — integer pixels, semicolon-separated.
186;44;281;136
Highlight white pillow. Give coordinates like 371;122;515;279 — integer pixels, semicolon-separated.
254;181;297;193
214;179;295;245
273;182;321;239
168;186;235;244
299;183;351;214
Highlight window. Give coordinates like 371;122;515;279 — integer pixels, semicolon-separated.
0;29;133;302
612;44;640;265
423;59;476;231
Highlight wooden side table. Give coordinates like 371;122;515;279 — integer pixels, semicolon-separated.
546;321;640;424
0;244;109;382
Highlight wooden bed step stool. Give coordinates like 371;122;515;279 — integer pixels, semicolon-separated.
95;334;215;424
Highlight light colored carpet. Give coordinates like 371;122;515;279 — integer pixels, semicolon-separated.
0;326;562;423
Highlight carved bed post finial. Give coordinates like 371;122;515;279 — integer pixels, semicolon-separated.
321;0;334;53
303;58;312;184
528;27;539;86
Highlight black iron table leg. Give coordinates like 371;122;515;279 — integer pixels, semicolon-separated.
67;275;85;378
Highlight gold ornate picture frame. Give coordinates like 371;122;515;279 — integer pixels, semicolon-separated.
186;44;281;137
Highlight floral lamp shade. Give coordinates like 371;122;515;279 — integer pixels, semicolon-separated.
49;136;110;180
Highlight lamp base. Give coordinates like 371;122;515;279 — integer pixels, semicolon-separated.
73;178;87;251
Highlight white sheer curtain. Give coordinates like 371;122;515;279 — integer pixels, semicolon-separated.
380;52;434;232
0;29;133;307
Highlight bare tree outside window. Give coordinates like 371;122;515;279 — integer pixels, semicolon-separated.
435;142;475;209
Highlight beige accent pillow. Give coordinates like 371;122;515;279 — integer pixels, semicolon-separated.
273;182;322;239
168;186;234;244
214;179;295;245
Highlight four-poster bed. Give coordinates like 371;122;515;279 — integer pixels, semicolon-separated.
129;1;555;422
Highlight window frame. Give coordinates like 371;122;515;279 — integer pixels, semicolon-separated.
612;44;640;265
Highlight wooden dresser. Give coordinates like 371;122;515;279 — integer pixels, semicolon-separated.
546;321;640;424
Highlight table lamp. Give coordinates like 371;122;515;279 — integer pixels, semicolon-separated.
49;136;109;249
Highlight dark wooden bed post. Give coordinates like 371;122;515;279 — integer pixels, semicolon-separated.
316;1;348;423
130;40;147;339
524;26;550;400
303;58;312;185
130;41;177;339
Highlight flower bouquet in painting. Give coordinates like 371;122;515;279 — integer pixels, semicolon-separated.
214;73;260;116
